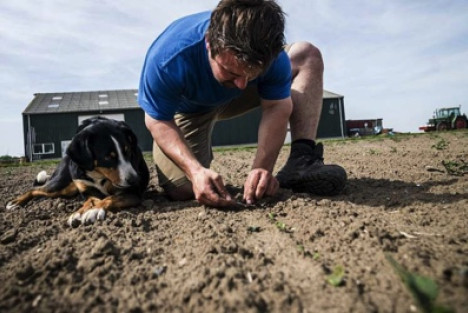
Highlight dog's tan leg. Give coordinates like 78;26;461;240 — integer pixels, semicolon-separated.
67;194;142;227
6;183;79;210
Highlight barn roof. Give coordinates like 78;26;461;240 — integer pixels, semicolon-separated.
23;88;343;114
23;89;139;114
323;90;344;99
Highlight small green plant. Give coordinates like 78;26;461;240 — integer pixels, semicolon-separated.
431;139;448;150
297;244;319;259
442;159;468;176
267;212;291;233
247;226;261;233
312;252;320;260
326;265;345;287
275;221;287;232
390;147;398;153
386;255;454;313
369;149;380;155
267;212;277;221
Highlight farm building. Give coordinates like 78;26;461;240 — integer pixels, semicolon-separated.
22;89;346;161
346;118;384;137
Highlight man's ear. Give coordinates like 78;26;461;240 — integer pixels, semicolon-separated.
66;131;94;171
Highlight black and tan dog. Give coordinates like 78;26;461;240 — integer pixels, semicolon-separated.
6;117;149;227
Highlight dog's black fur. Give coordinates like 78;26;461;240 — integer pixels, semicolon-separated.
6;117;149;227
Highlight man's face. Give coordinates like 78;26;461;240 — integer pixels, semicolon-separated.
207;45;261;89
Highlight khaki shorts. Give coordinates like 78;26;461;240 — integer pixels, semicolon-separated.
153;85;262;191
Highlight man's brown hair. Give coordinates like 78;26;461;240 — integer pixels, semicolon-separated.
206;0;286;71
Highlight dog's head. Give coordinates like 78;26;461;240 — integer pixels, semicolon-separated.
67;117;143;189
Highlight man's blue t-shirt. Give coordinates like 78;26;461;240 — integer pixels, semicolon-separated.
138;11;292;121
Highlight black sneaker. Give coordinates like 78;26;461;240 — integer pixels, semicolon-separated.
276;142;347;196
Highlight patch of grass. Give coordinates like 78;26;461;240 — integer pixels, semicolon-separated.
368;149;380;155
431;139;448;150
390;147;398;153
386;255;454;313
214;145;258;153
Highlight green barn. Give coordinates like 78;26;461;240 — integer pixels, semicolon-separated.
22;89;345;161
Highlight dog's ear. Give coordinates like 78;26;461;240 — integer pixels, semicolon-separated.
118;121;138;147
66;131;94;171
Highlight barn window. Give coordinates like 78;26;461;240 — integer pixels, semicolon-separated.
33;143;55;155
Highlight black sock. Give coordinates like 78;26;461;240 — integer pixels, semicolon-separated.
292;139;316;149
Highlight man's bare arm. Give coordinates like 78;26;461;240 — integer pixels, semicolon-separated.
144;114;234;207
243;97;293;203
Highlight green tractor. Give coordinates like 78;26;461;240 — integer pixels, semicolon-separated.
419;106;468;132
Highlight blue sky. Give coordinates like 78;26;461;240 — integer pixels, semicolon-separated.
1;0;468;156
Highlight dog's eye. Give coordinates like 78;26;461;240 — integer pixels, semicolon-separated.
105;152;117;161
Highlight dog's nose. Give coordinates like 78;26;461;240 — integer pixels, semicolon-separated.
125;175;140;186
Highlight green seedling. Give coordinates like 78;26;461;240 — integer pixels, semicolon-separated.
297;244;305;253
369;149;379;155
431;139;448;151
390;147;398;153
247;226;261;233
297;244;318;259
326;265;345;287
267;212;291;233
268;212;277;221
275;221;287;232
442;159;468;176
386;255;454;313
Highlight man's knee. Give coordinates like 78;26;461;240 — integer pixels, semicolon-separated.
287;41;324;76
165;182;194;201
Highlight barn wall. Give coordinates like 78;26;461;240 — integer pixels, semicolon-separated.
23;96;345;160
212;108;262;146
317;98;346;138
24;110;152;161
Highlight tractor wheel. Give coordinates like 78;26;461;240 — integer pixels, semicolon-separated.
436;121;448;131
455;117;467;129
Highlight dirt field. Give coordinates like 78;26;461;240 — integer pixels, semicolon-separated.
1;131;467;313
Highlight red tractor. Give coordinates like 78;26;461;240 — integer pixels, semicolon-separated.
419;106;468;132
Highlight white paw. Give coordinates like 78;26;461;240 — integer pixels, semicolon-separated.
82;208;106;225
6;201;19;210
67;212;82;227
67;209;106;227
36;170;50;184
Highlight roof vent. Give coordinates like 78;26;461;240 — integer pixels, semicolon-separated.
48;104;60;108
99;94;108;98
99;101;109;106
52;96;63;101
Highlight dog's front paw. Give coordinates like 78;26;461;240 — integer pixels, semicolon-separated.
67;209;106;227
6;201;20;210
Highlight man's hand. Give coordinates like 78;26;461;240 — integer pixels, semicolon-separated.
191;167;235;207
243;168;279;205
